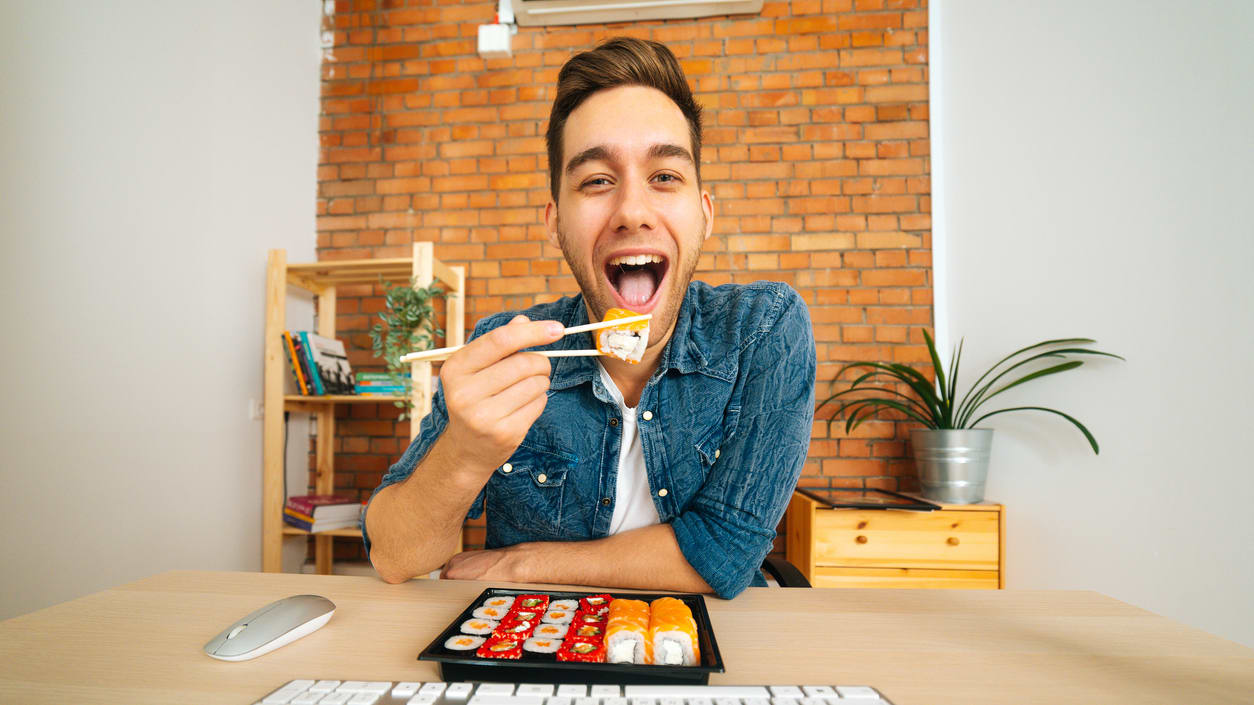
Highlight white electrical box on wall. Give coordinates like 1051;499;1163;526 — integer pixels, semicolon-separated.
477;23;513;59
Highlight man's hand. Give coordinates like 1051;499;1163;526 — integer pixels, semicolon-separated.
439;315;564;474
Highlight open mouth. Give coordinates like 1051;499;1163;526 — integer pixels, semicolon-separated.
604;253;669;310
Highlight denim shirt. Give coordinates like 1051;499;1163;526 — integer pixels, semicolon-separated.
364;280;816;599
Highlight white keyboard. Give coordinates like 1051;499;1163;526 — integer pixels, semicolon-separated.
254;681;894;705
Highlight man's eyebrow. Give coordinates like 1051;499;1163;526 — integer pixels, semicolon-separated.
564;143;695;177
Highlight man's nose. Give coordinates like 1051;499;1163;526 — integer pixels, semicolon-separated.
610;177;654;233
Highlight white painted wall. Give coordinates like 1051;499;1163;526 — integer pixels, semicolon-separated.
0;1;320;618
933;1;1254;647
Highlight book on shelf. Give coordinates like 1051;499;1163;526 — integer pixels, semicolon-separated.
281;331;310;395
355;387;407;397
285;494;362;522
296;332;355;395
355;371;408;396
282;509;360;533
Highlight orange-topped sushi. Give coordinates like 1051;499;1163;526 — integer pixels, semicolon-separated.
605;598;652;664
597;308;649;363
649;597;700;666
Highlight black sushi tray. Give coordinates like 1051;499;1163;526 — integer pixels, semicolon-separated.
417;587;725;684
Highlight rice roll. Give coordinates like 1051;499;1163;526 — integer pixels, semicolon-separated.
444;635;485;651
472;606;507;620
549;599;578;612
459;618;498;635
483;596;515;610
649;597;700;666
533;623;569;639
596;309;648;364
522;636;561;654
605;598;651;665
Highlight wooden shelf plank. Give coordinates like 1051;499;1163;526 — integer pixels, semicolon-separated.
284;394;405;403
281;526;362;538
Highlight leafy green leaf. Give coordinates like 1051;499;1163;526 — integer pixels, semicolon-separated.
968;406;1101;454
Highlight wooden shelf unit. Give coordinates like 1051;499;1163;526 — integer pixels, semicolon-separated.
785;490;1005;589
262;243;465;574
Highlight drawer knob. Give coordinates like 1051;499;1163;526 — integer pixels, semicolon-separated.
947;537;960;546
855;535;868;544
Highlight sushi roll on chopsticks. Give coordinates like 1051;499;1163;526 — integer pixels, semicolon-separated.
605;598;651;664
596;309;648;363
649;597;700;666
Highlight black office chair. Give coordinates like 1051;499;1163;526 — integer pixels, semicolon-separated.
761;555;810;588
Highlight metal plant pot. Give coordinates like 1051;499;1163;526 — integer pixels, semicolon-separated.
910;429;993;504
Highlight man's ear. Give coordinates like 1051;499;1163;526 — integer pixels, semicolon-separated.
701;190;714;242
544;200;561;248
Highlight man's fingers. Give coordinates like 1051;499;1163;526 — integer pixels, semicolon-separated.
487;373;551;420
453;317;564;374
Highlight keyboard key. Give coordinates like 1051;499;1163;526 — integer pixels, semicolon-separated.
409;695;439;705
625;688;771;699
447;683;475;699
602;697;628;705
262;692;299;704
546;697;572;705
771;698;798;705
468;696;546;705
715;698;740;705
769;689;803;699
312;681;343;693
319;694;351;705
478;684;517;696
393;683;421;697
688;698;713;705
574;698;599;705
801;688;835;698
518;685;555;697
557;685;588;698
421;683;449;695
291;694;323;705
835;687;881;699
348;693;382;705
801;697;828;705
591;686;622;698
631;698;656;705
744;698;770;705
339;682;370;693
660;697;685;705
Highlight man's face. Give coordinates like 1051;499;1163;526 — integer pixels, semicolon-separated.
545;85;714;350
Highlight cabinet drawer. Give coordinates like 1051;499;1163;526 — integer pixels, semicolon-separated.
812;508;999;571
813;567;1000;590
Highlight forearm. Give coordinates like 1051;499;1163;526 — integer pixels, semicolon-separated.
508;523;713;594
365;435;489;583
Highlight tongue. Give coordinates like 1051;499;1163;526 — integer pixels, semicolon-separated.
617;268;657;306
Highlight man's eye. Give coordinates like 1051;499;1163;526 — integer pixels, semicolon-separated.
654;173;680;184
582;177;611;188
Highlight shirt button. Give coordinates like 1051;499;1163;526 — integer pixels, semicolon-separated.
642;410;653;421
609;418;618;427
714;449;720;459
502;463;513;473
601;498;611;506
658;488;668;497
537;473;547;484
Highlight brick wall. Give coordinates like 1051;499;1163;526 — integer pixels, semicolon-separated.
314;0;932;560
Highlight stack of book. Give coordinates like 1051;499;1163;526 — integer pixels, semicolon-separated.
355;371;409;397
282;331;355;396
283;495;362;533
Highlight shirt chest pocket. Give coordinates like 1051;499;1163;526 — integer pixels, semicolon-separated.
693;404;740;489
486;443;576;541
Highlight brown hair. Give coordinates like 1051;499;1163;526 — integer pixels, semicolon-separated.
545;37;703;202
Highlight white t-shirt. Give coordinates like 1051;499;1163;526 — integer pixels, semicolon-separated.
598;363;661;535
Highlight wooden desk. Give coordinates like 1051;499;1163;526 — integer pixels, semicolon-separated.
1;571;1251;705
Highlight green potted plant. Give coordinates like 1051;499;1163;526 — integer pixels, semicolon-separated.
818;331;1123;504
368;277;446;421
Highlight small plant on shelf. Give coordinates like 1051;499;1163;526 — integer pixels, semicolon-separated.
369;277;446;420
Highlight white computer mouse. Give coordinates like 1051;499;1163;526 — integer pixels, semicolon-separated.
204;594;336;661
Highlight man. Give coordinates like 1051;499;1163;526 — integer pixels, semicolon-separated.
364;37;815;599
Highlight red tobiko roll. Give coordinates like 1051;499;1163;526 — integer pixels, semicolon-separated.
573;610;607;626
476;634;524;659
556;636;605;663
512;594;551;612
491;617;536;640
579;594;613;614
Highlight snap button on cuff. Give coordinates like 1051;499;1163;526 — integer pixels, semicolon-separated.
714;449;721;459
502;463;513;473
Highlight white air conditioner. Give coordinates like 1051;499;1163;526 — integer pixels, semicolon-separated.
510;0;764;27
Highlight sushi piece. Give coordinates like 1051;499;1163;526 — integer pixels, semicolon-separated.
533;623;569;639
445;635;485;651
523;637;562;654
649;597;700;666
605;598;651;665
492;617;536;640
573;610;607;626
476;635;524;660
541;609;574;624
556;637;605;663
596;309;648;364
508;609;543;622
472;606;507;621
550;599;578;612
512;594;551;612
483;596;515;610
459;618;498;635
573;623;605;639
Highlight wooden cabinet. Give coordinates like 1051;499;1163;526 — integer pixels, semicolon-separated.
262;243;465;574
785;490;1004;589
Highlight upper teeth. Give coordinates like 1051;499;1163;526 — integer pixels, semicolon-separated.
609;254;663;266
